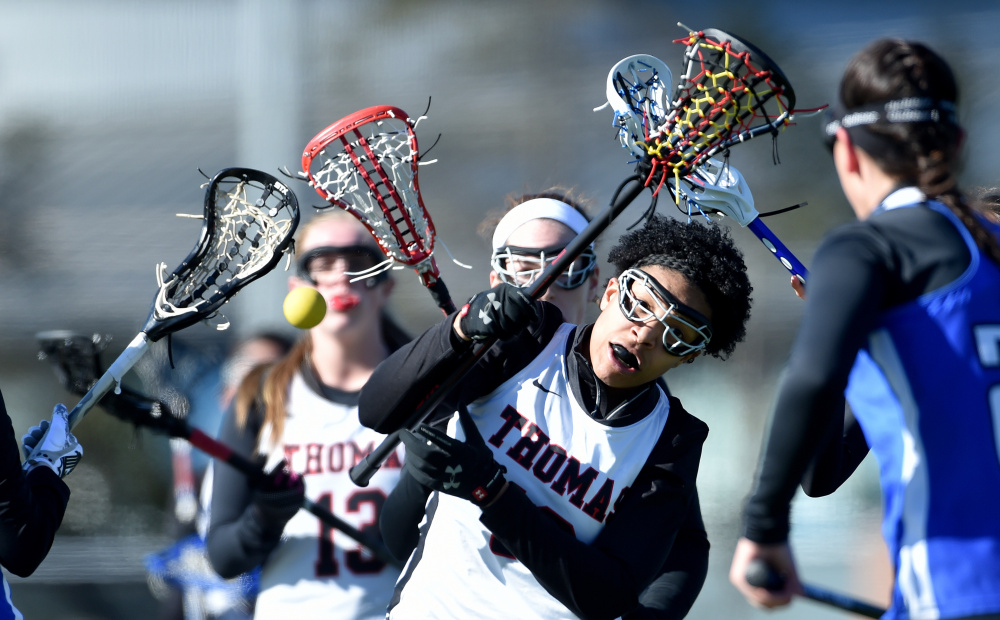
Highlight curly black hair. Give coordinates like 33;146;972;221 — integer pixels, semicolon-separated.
606;215;753;360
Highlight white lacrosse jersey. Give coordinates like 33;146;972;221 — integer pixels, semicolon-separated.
254;372;403;619
389;323;671;619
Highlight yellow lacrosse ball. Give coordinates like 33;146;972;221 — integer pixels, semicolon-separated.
283;286;327;329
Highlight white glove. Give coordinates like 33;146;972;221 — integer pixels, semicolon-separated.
22;404;83;478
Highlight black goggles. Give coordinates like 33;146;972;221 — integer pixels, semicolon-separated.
296;245;388;286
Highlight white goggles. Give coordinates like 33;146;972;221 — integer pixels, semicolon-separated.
617;268;712;356
491;244;597;290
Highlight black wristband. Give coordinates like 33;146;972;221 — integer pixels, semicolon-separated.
470;463;507;507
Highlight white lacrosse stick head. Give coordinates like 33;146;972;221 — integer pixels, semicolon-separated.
603;54;673;159
676;158;759;226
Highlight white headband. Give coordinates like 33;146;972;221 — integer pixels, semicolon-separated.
491;198;591;250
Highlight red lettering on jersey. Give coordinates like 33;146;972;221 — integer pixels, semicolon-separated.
505;422;549;469
550;458;598;508
490;406;526;447
328;443;344;472
283;444;301;466
532;445;568;483
305;443;324;474
582;478;614;522
492;405;624;525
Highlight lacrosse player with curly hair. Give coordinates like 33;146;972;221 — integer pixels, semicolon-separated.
361;213;752;619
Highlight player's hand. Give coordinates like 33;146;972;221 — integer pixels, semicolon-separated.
791;275;806;300
400;406;507;507
250;459;305;530
22;404;83;478
455;283;537;342
729;537;802;608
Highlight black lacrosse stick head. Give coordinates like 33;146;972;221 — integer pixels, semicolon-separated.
35;330;185;436
142;167;300;341
35;330;109;396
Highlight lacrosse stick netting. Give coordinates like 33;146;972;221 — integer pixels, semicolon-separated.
59;168;300;431
302;105;455;314
601;54;674;160
600;30;811;286
641;27;796;197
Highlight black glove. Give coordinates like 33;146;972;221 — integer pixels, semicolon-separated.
250;459;305;530
458;282;537;342
399;407;507;507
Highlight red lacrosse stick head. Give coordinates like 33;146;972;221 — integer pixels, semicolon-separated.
301;105;442;287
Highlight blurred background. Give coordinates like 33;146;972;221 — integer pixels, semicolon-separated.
2;0;998;617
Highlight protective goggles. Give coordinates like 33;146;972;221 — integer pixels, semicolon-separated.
296;245;388;287
616;268;712;356
491;244;597;290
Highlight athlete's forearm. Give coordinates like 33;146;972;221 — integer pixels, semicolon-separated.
742;232;883;542
206;405;277;578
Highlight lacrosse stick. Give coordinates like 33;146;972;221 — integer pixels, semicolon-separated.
677;157;808;282
34;168;299;446
601;29;813;284
746;559;886;618
301;104;456;315
34;330;404;570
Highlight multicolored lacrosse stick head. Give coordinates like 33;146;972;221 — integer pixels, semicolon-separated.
641;27;796;196
604;54;673;160
301;105;443;289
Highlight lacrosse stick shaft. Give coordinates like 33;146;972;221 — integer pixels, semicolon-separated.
65;332;150;431
801;584;886;618
350;176;648;487
746;219;809;282
426;278;456;315
181;426;403;569
746;559;885;618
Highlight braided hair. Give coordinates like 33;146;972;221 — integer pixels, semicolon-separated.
606;215;753;360
840;38;1000;265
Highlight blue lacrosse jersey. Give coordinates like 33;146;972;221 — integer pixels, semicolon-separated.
846;200;1000;619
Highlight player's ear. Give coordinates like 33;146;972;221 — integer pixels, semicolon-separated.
488;271;502;288
599;275;619;311
833;127;860;173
